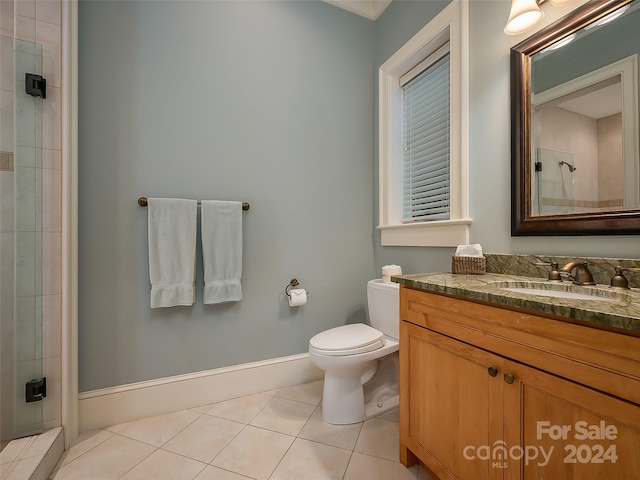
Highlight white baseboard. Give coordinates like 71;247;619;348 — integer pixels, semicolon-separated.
78;353;323;432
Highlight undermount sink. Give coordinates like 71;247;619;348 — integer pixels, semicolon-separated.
501;286;617;302
489;282;629;303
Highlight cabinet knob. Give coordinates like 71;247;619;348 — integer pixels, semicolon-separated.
504;373;515;384
488;367;498;377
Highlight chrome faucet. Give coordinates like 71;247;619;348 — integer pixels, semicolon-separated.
559;261;595;285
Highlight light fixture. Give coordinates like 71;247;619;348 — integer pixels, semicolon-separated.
504;0;545;35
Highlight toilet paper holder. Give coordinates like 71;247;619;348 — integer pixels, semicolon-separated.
285;278;309;298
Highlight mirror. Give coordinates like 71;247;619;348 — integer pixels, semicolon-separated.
511;0;640;235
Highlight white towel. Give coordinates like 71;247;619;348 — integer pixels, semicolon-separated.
455;244;483;257
147;198;198;308
201;200;243;304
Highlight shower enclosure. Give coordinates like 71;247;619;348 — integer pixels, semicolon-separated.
534;148;576;216
0;35;46;445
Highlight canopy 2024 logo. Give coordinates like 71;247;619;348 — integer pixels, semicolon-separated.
463;420;618;469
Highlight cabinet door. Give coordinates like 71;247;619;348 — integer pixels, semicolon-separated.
503;360;640;480
400;321;504;480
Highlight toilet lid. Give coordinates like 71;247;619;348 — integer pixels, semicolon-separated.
309;324;386;356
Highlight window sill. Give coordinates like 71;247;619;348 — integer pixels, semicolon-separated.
378;219;472;247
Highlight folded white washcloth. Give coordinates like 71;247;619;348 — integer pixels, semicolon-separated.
455;244;483;257
147;198;198;308
201;200;243;304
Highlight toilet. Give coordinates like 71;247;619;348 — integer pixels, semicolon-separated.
309;279;400;424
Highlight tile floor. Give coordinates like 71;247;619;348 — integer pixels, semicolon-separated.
49;381;433;480
1;427;64;480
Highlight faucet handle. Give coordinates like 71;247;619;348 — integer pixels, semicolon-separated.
547;261;562;281
610;265;640;289
532;260;562;281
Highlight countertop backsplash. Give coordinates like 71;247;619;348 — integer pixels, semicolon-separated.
485;253;640;288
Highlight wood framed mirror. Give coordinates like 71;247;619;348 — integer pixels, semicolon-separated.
511;0;640;235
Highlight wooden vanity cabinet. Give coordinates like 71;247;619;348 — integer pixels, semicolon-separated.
399;285;640;480
401;321;504;480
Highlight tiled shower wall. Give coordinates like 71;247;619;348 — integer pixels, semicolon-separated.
0;0;63;433
536;106;624;212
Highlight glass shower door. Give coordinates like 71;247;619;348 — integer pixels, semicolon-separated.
0;35;45;443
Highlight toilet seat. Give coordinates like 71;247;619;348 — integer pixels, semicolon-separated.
309;324;386;356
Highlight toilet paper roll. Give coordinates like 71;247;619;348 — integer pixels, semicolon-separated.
288;288;307;307
382;264;402;283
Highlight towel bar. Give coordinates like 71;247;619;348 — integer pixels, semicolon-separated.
138;196;250;211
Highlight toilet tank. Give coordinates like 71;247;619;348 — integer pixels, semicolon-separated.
367;279;399;340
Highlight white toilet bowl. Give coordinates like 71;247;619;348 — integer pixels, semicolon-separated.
309;330;398;424
309;278;400;425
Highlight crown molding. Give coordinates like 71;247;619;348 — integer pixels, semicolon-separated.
323;0;392;20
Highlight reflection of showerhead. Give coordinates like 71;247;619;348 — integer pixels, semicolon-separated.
559;161;576;173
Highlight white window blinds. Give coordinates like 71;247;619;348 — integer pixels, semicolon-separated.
401;44;451;223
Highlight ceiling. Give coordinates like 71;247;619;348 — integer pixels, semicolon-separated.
557;82;622;120
322;0;392;20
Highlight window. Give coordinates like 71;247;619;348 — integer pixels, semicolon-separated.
402;45;451;223
378;0;470;247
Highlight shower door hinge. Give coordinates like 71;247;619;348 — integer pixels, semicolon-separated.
25;377;47;403
535;161;543;172
25;73;46;99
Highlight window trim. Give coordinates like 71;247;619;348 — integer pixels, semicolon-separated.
378;0;470;247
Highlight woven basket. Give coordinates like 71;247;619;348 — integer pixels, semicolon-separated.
452;255;486;275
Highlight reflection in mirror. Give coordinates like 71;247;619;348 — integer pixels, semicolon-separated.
531;56;638;216
530;2;639;218
511;0;640;235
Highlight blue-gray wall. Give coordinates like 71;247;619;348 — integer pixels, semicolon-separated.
78;0;376;391
79;0;640;392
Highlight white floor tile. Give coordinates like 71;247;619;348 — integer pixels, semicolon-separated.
299;407;362;451
205;393;273;424
119;449;207;480
211;425;294;480
50;435;155;480
269;438;351;480
194;465;255;480
418;465;436;480
49;382;418;480
1;436;34;464
190;404;212;414
162;415;244;464
5;455;41;480
343;452;420;480
28;428;63;458
54;429;113;469
1;461;15;477
378;408;400;422
249;397;315;436
105;420;136;433
354;417;401;461
276;381;323;405
118;409;200;447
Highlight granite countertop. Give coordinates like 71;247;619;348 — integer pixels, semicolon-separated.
393;272;640;336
